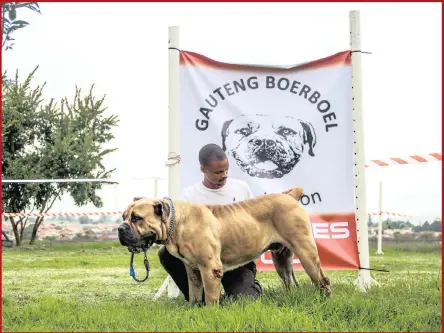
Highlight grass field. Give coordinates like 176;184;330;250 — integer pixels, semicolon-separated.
2;240;442;332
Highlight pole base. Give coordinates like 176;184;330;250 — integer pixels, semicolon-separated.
167;275;180;298
375;250;384;255
354;269;378;292
152;275;180;300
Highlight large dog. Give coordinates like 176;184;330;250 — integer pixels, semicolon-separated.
221;114;317;179
118;187;331;305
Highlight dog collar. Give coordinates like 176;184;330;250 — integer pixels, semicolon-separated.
161;197;175;245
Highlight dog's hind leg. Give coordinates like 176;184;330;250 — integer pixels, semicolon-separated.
184;264;204;304
286;239;332;297
291;271;298;287
271;245;299;288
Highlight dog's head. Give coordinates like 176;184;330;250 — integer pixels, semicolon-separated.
117;198;171;251
221;114;317;179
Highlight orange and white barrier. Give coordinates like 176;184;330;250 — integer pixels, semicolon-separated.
1;210;413;218
365;153;441;168
1;211;123;218
369;212;412;218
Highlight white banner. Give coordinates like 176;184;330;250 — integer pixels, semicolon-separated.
179;51;354;215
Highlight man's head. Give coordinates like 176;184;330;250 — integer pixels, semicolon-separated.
199;143;229;189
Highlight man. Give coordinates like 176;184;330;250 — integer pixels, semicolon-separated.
157;143;263;302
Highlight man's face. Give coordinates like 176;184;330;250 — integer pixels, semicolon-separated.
201;158;229;189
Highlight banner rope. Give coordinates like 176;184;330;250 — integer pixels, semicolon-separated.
358;266;389;273
165;153;181;167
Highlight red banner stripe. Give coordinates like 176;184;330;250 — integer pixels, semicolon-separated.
180;50;351;73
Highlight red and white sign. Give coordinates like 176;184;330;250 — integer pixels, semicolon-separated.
179;50;360;271
257;212;359;271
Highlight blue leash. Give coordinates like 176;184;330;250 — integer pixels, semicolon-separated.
129;248;150;283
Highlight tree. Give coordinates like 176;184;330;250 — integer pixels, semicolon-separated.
367;214;372;227
2;68;119;245
2;68;44;245
429;221;442;232
2;2;40;51
98;215;111;224
2;230;11;242
2;2;41;88
79;216;91;224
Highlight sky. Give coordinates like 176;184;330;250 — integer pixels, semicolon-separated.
2;2;442;224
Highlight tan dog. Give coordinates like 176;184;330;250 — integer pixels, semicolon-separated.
118;187;331;305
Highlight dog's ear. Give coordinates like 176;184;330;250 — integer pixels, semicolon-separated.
152;200;171;223
122;202;136;221
153;204;162;217
221;119;233;151
300;121;316;157
122;209;128;221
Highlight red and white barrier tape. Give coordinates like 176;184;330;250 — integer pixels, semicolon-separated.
3;153;438;219
365;153;441;168
2;211;412;218
369;212;412;217
1;211;123;217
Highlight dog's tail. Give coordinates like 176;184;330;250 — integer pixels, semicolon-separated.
286;186;304;201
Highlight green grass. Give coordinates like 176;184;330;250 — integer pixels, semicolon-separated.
2;241;442;332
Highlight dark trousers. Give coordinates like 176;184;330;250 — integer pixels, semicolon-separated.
158;246;262;302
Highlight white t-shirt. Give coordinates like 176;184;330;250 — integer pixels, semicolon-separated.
181;178;254;205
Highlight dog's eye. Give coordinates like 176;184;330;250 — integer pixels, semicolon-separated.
132;215;143;223
278;128;295;136
238;128;252;136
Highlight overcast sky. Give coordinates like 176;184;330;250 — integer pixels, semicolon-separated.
2;2;442;224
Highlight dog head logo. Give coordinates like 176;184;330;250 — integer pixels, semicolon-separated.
221;114;317;179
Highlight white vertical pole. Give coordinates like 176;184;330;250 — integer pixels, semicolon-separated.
350;10;377;291
154;178;159;198
166;26;181;299
168;26;181;201
376;181;384;254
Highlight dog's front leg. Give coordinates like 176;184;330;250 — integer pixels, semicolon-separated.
198;264;223;306
184;264;203;304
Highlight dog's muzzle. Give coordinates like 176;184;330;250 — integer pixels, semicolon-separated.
118;224;156;253
118;223;133;246
231;139;300;179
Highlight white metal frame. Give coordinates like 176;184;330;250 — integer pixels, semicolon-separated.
163;26;182;299
376;181;384;255
157;10;376;300
350;10;377;291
